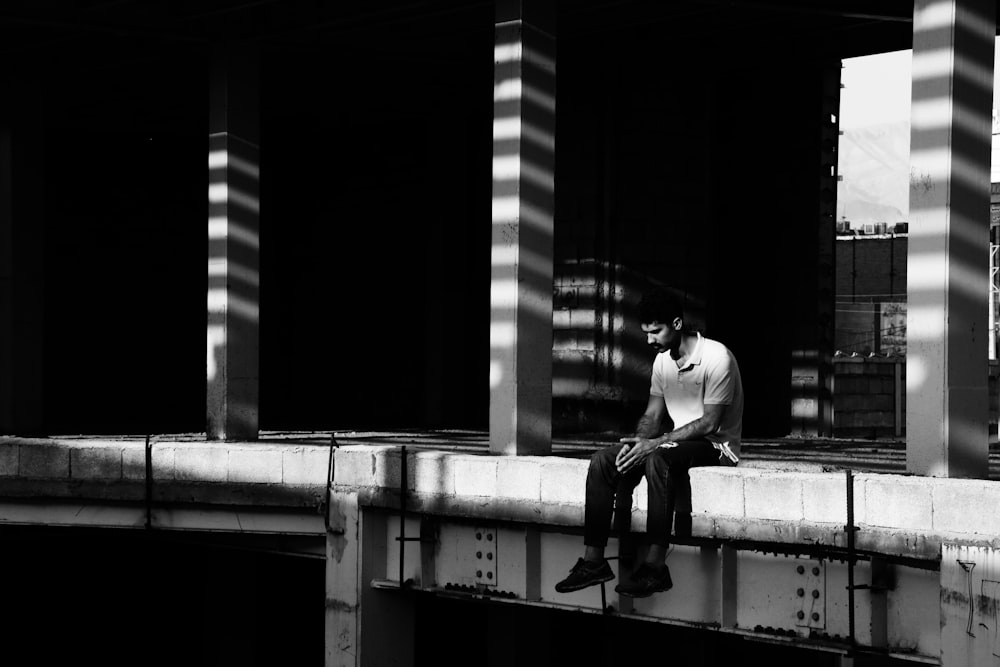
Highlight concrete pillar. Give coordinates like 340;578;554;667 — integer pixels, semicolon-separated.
0;79;44;435
790;62;840;437
906;0;995;477
326;491;362;667
326;491;414;667
207;44;260;441
490;0;556;455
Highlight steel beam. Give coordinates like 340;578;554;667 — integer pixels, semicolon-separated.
489;0;556;455
362;507;943;664
906;0;995;477
207;42;261;441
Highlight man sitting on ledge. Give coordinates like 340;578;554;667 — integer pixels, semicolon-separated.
555;289;744;598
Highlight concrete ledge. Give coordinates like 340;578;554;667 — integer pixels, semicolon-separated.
691;467;1000;538
0;437;330;487
0;437;330;509
333;446;1000;561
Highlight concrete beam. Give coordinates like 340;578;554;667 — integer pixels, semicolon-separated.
489;0;556;455
906;0;995;477
207;43;261;441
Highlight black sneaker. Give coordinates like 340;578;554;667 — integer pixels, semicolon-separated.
554;558;614;593
614;563;673;598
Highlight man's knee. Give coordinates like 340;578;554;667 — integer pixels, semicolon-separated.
645;452;669;476
590;446;618;474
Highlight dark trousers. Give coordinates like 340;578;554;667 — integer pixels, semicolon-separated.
583;439;720;549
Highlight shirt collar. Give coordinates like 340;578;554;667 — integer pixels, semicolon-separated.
686;332;705;367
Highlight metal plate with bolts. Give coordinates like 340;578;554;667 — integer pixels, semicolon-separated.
738;552;827;636
474;525;497;587
795;558;826;630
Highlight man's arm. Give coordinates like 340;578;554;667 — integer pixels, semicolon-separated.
616;403;726;473
615;394;667;472
635;394;667;438
661;403;724;442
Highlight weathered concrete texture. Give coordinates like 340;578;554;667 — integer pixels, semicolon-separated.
931;478;1000;537
496;456;541;501
863;474;931;531
283;447;331;486
539;458;587;505
175;444;229;482
326;490;361;667
0;437;329;508
228;447;282;484
20;443;69;478
0;441;18;476
454;456;498;497
122;443;146;480
70;446;123;480
333;445;400;489
691;466;1000;556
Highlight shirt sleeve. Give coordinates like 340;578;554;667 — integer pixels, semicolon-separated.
702;350;736;406
649;355;664;397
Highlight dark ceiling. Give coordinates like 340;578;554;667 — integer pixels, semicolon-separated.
0;0;923;61
0;0;951;135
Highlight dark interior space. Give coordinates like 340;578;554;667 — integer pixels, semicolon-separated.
0;526;324;666
2;1;920;437
41;46;207;435
258;17;494;431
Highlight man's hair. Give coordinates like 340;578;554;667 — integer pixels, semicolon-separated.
638;289;684;325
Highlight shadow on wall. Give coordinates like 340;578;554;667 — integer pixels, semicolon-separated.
905;3;994;476
553;261;702;434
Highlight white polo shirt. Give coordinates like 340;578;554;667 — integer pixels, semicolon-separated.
649;332;744;459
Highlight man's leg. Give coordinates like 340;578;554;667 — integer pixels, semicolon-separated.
645;439;720;547
615;439;718;598
669;443;722;537
583;446;645;555
555;446;643;593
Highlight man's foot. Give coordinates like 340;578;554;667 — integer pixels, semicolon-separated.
554;558;614;593
614;563;673;598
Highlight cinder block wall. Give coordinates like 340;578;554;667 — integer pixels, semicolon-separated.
833;358;1000;438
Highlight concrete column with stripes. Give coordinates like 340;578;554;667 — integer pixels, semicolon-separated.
906;0;994;477
207;43;260;441
490;0;556;455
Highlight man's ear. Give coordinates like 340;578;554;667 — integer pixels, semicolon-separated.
672;317;683;331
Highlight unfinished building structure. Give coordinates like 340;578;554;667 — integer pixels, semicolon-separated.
1;1;999;665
